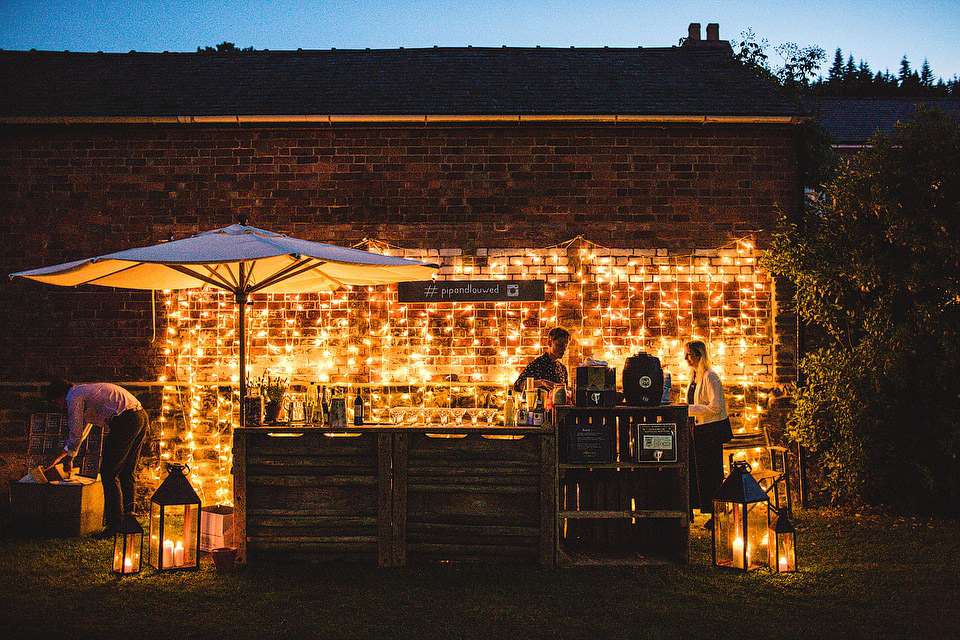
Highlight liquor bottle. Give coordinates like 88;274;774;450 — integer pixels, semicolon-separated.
504;389;516;427
320;386;330;425
330;389;347;428
305;382;316;423
531;390;546;426
354;392;364;426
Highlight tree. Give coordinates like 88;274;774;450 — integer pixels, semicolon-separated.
920;59;935;89
828;48;845;84
762;107;960;513
197;41;255;53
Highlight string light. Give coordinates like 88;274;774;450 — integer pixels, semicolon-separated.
155;236;775;503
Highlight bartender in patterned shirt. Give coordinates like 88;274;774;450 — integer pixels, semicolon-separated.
513;327;570;392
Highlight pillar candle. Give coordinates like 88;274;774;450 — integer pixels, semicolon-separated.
174;540;185;567
163;539;174;567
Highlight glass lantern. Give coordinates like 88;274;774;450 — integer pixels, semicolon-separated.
768;509;798;573
112;515;143;575
712;460;770;571
149;462;202;572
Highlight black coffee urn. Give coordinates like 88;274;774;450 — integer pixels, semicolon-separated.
622;352;664;406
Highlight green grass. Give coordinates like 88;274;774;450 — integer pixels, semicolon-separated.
1;510;957;639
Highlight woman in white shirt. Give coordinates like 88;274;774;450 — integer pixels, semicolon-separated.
685;340;732;530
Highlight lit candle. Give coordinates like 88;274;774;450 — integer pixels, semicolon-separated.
779;555;788;572
733;537;744;569
174;540;185;567
125;557;133;571
163;539;174;567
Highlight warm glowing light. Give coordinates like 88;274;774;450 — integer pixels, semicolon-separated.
157;236;773;505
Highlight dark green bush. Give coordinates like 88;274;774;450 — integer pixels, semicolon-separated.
764;106;960;513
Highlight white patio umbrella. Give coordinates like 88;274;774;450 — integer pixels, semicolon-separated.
10;223;438;420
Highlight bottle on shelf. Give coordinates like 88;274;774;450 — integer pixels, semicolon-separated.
329;388;347;428
531;390;546;426
504;389;516;427
320;385;330;425
354;392;364;426
305;382;316;423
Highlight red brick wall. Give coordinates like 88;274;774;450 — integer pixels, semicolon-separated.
0;123;799;380
0;122;801;504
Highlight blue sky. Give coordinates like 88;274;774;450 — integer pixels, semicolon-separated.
2;0;958;81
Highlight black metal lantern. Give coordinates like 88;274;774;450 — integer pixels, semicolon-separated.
112;515;143;575
712;460;770;571
768;509;798;573
149;462;202;571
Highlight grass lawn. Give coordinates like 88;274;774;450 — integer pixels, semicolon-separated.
1;509;957;639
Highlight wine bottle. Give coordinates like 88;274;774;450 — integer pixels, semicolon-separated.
354;392;364;426
320;386;330;425
504;389;516;427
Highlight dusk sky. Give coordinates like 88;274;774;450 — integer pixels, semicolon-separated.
2;0;958;82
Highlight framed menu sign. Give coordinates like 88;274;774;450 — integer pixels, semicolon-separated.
398;280;545;303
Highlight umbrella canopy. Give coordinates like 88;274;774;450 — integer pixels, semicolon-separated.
11;223;439;417
11;223;437;293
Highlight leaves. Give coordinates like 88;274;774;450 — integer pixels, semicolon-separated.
763;107;960;512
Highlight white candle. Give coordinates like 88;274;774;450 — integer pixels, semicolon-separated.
174;540;185;567
124;557;133;571
163;539;174;567
779;555;788;571
732;537;744;569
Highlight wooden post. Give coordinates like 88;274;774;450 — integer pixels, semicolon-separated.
232;429;247;563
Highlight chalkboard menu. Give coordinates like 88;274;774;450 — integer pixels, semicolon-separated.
27;413;103;479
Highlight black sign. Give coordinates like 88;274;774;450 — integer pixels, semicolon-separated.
397;280;545;302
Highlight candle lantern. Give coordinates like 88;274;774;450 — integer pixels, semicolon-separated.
149;462;202;572
112;515;143;575
768;509;798;573
712;460;770;571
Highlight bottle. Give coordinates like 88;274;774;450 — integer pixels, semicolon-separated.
320;386;330;425
330;388;346;428
531;390;546;426
354;392;364;426
504;389;516;427
306;382;316;423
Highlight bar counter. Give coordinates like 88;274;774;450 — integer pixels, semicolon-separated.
233;404;688;566
233;423;555;566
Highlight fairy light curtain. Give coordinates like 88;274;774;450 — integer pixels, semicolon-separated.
155;236;773;504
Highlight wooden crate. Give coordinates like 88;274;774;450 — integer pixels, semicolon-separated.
10;478;104;537
234;425;555;566
555;405;690;565
396;431;553;564
235;429;389;564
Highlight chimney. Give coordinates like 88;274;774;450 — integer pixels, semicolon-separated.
682;22;729;51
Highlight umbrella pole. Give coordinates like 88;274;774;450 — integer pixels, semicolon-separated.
237;291;248;425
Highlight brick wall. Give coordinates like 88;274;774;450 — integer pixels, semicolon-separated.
0;122;801;507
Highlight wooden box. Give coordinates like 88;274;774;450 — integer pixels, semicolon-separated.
237;429;386;564
397;431;549;564
555;406;690;565
10;477;104;537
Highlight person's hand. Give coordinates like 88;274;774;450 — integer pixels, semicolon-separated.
45;452;67;471
538;379;557;391
61;456;74;477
